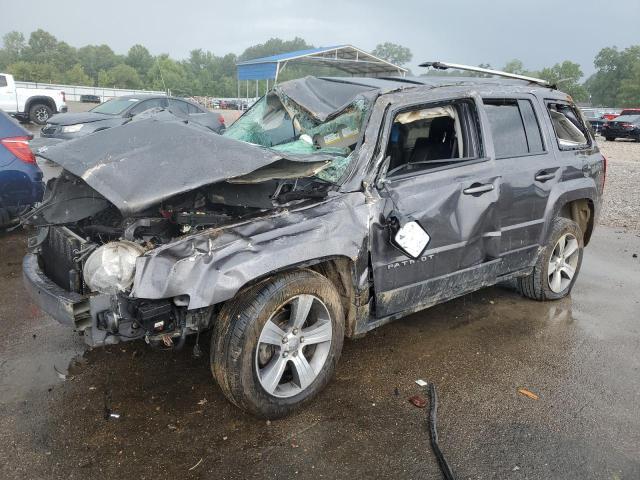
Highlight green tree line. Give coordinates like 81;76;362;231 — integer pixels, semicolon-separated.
1;29;639;106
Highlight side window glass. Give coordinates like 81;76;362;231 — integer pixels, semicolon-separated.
385;100;480;177
483;99;545;158
546;102;589;150
168;99;189;115
484;100;528;158
518;100;544;154
187;102;203;114
130;98;166;116
0;75;7;87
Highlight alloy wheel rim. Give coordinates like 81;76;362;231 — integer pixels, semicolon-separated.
35;107;49;122
255;294;332;398
547;233;579;293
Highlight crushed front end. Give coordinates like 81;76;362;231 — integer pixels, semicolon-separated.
22;79;374;350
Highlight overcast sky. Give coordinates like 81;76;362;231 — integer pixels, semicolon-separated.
2;0;639;77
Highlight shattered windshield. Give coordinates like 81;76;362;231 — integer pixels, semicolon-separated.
223;89;370;183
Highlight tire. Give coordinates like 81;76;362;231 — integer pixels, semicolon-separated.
29;103;53;125
605;136;615;142
517;217;584;301
211;269;344;418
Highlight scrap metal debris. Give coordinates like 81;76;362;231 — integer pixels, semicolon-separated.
103;387;120;420
408;394;428;408
518;388;539;400
53;364;72;381
188;458;203;471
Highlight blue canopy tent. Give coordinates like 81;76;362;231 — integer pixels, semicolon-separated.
236;45;408;98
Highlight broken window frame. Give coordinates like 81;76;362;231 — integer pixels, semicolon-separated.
545;100;591;151
378;97;485;181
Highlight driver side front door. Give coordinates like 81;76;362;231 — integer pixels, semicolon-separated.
369;97;503;319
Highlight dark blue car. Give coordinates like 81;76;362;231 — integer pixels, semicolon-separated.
0;110;44;226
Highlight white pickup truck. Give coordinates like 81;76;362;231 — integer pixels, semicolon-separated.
0;73;67;125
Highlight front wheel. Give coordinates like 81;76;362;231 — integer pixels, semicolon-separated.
29;103;53;125
211;270;344;418
518;217;584;301
605;136;615;142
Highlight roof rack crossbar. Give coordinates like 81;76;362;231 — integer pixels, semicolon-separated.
419;61;552;88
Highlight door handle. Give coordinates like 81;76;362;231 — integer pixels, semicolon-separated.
463;183;494;195
535;171;556;182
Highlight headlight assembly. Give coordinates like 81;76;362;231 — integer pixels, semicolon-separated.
62;123;84;133
83;241;145;295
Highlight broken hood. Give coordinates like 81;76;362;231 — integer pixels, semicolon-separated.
36;115;332;215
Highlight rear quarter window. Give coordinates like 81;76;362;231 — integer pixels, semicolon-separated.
546;102;590;150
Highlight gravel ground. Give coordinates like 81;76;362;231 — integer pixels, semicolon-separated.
597;138;640;231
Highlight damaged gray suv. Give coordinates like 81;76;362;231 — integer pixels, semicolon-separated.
23;63;605;418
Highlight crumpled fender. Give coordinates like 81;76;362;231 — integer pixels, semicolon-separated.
131;192;369;309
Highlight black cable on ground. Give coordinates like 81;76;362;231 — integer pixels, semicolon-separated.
427;382;457;480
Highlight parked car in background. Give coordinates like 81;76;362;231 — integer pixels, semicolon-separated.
80;94;101;104
601;114;640;141
581;110;607;134
602;112;620;121
41;94;225;140
0;110;44;226
0;73;67;125
619;108;640;116
23;67;604;417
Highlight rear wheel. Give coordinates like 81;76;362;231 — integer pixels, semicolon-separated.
518;217;583;301
605;136;615;141
29;103;52;125
211;270;344;418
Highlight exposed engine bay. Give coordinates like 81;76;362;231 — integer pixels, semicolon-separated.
26;171;332;243
22;170;337;349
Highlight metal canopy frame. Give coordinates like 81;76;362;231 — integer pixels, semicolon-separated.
237;45;408;84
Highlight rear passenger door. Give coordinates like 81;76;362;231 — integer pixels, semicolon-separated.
482;96;559;273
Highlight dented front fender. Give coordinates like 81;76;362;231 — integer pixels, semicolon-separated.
131;192;370;309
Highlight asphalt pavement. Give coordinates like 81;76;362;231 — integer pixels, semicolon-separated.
0;225;638;480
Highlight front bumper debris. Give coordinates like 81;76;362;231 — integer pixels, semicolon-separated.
22;253;90;329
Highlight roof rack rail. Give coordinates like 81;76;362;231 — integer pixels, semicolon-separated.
419;61;553;88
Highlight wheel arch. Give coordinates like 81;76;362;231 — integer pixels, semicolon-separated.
227;256;359;338
25;96;56;114
557;198;595;246
542;182;598;247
